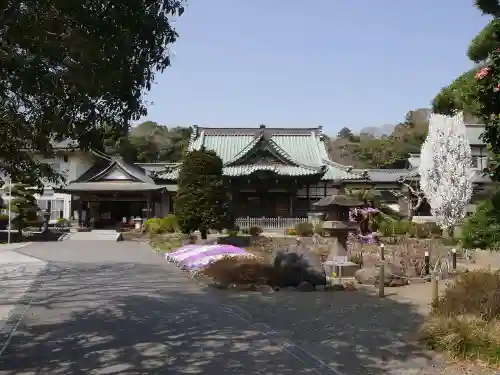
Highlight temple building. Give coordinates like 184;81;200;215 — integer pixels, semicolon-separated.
1;123;494;229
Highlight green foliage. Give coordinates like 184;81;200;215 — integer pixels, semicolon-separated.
144;215;179;234
313;221;324;235
150;233;187;253
294;222;314;237
432;1;499;117
378;219;395;237
432;68;481;116
174;149;234;236
128;123;192;162
461;192;500;249
226;229;239;237
468;20;499;63
337;127;353;139
10;184;39;233
328;109;429;168
0;0;185;187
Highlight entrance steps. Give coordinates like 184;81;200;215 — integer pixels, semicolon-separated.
66;230;123;241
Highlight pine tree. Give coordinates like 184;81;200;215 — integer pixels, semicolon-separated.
10;184;39;234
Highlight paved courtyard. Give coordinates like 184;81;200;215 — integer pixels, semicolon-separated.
0;241;446;375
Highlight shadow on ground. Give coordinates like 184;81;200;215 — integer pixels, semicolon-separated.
0;259;440;375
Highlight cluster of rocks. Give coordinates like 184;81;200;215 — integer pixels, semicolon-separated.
270;247;327;291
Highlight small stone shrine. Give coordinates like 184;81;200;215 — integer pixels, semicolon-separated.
313;194;364;277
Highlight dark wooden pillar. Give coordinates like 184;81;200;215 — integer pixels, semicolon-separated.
78;199;83;227
146;193;152;219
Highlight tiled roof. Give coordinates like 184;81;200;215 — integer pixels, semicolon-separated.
400;167;492;184
183;125;364;180
60;181;164;192
72;152;154;184
354;169;409;183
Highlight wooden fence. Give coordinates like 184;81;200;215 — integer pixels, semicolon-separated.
235;217;308;230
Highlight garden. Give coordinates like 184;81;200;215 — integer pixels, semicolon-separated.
129;107;500;368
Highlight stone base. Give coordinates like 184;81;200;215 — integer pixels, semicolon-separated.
323;261;360;278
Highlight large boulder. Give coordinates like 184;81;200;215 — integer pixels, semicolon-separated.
272;247;327;288
354;262;408;287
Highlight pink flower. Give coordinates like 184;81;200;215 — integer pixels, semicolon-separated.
476;67;490;80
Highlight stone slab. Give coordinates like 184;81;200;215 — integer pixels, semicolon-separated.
0;249;47;351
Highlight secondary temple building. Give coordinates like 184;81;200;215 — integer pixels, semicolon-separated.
0;123;494;229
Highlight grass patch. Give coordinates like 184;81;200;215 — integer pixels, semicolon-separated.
149;233;186;253
419;270;500;365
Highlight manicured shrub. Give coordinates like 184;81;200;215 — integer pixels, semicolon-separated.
313;222;324;235
461;192;500;250
249;226;263;236
295;222;313;236
414;224;430;239
378;219;395;237
144;215;179;234
393;220;411;236
162;214;179;233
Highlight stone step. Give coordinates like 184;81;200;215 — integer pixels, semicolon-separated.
66;230;122;241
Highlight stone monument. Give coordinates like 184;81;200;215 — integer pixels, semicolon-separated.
313;194;364;278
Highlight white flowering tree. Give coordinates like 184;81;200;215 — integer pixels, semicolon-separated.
419;112;475;229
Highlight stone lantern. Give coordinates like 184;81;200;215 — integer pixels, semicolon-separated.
313;194;364;276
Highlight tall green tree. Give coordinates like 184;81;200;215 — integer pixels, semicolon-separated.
463;1;500;181
10;184;38;234
0;0;185;188
431;1;496;116
128;122;192;162
174;149;233;239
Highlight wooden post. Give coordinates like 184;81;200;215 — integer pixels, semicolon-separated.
146;193;152;219
378;243;385;297
431;270;439;304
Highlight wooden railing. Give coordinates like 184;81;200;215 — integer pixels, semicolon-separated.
235;216;307;230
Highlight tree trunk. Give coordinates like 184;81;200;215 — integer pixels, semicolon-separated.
200;227;208;240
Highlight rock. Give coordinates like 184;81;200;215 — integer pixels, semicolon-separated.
354;267;380;285
354;262;408;287
297;281;315;292
272;248;327;287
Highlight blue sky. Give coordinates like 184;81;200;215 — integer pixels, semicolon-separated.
139;0;489;134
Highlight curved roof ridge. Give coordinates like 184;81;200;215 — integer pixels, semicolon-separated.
224;132;265;166
322;159;368;179
84;158;154;184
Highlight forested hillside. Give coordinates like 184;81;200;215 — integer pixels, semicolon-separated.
112;108;431;168
327;108;430;168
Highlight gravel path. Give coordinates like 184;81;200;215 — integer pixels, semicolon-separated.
0;241;496;374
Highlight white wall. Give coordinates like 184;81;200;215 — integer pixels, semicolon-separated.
1;151;95;220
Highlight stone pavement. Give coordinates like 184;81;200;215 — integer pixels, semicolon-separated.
0;241;326;375
0;240;483;375
0;243;47;355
